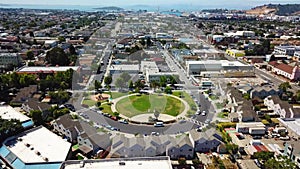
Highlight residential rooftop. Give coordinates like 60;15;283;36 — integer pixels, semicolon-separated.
61;156;172;169
0;105;30;122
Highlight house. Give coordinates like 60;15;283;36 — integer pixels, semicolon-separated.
167;134;194;160
264;95;300;119
110;134;146;158
284;141;300;168
77;122;111;155
250;85;282;99
52;114;111;156
189;128;223;153
21;98;51;118
11;85;37;104
268;61;300;81
52;114;82;143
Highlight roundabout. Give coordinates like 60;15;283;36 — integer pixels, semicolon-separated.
111;93;190;123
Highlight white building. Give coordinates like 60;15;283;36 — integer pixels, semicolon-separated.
186;60;253;75
274;46;300;56
0;53;23;68
236;122;266;135
109;64;139;74
0;126;71;169
61;156;173;169
0;105;33;128
264;95;300;119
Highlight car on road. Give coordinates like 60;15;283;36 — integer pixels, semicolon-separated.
195;110;201;115
201;111;206;116
204;119;211;124
118;119;128;124
151;132;160;136
154;122;164;127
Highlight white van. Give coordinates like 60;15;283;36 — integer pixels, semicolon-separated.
154;122;164;127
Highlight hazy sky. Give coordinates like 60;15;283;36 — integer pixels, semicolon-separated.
1;0;299;6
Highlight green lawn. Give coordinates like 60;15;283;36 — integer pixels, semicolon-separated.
100;103;113;115
215;102;224;109
116;94;184;118
104;92;128;99
82;99;96;107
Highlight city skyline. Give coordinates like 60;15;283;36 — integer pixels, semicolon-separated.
1;0;300;8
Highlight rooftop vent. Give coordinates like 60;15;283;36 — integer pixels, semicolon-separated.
119;161;126;166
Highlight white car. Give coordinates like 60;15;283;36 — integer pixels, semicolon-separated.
201;111;206;116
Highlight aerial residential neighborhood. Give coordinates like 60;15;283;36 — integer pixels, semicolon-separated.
1;1;300;169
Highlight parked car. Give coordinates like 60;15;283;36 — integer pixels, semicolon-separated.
118;119;128;124
154;122;164;127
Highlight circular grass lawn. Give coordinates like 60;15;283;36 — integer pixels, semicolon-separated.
116;94;184;118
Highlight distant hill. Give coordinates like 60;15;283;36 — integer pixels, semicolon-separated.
246;4;300;16
93;6;123;11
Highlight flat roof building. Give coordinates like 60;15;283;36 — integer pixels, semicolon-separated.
109;64;139;74
0;105;33;128
0;126;71;169
17;66;80;74
61;156;172;169
186;60;253;76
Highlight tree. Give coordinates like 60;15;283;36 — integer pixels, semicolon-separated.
252;151;274;161
225;143;239;154
69;45;76;55
58;36;65;43
160;76;167;87
279;82;291;93
264;155;297;169
115;77;126;89
96;101;101;107
128;80;134;89
104;76;112;88
120;72;131;82
45;47;69;66
30;110;43;125
134;80;144;89
26;50;35;60
164;86;172;94
53;108;69;119
153;109;160;120
94;80;102;90
0;117;23;143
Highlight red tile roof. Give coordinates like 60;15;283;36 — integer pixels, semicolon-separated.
275;64;294;74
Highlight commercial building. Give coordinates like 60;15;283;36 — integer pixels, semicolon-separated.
0;105;33;129
186;60;253;76
141;61;179;83
226;49;246;58
283;141;300;168
0;53;23;68
0;126;71;169
60;156;172;169
109;64;139;74
236;122;266;135
274;46;300;56
17;66;80;74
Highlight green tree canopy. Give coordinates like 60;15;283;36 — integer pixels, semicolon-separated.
45;47;69;66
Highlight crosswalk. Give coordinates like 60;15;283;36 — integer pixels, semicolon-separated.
187;118;203;126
